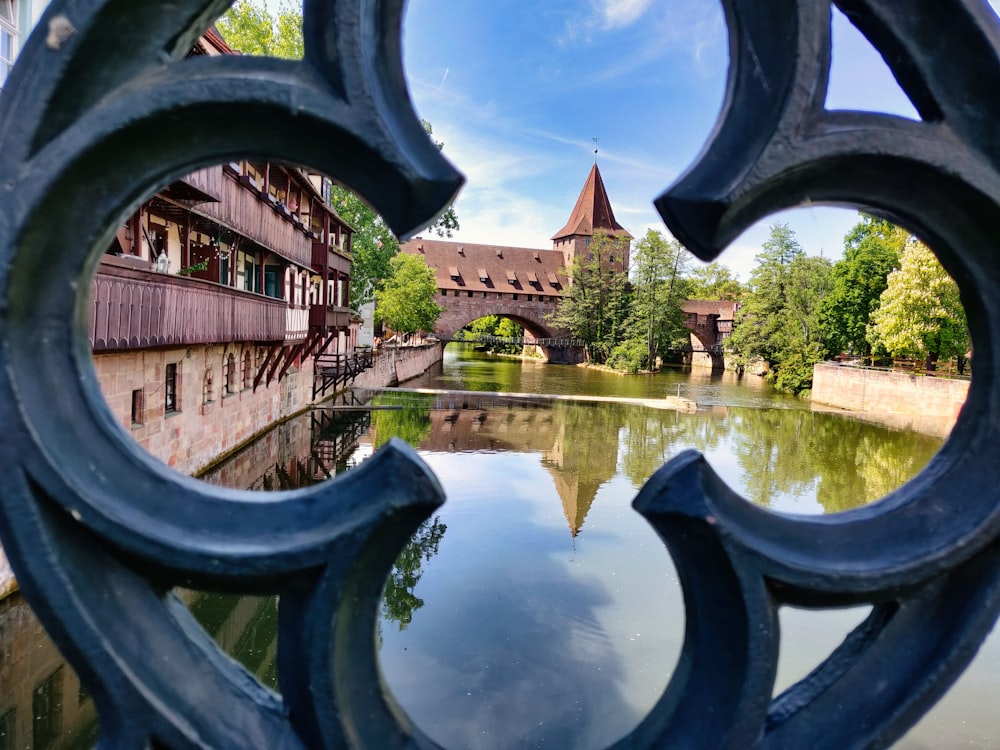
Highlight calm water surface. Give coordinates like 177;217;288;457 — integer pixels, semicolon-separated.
1;346;995;748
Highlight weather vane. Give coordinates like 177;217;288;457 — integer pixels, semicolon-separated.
593;136;599;162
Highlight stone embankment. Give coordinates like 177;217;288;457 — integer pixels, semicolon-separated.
0;344;444;600
811;361;969;437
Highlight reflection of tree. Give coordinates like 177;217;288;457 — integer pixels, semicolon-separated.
381;517;447;631
620;407;730;488
371;393;435;449
728;408;942;512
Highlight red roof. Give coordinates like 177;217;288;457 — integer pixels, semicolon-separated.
552;163;632;241
401;239;569;294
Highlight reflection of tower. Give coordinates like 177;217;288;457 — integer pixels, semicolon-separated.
541;403;620;538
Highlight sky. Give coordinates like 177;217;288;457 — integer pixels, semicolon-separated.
386;0;1000;280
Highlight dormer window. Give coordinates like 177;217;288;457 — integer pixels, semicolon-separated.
506;270;517;285
478;268;489;283
448;265;460;279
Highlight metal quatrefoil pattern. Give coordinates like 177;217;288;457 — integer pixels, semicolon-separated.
0;0;998;748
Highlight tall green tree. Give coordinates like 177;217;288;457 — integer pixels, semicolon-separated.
374;253;443;336
216;0;303;58
217;4;459;309
608;230;690;372
819;215;906;357
728;223;832;392
686;261;743;302
867;240;970;371
547;233;630;364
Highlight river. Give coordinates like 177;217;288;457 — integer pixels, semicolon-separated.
0;345;996;748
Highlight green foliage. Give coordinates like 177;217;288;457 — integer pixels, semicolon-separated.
686;262;743;302
375;253;443;335
728;223;832;392
217;0;303;59
819;215;905;356
467;316;524;354
547;233;631;364
622;230;691;371
867;239;969;369
177;259;210;276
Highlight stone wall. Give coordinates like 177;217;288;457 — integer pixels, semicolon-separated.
812;362;969;434
353;344;443;388
94;345;316;476
0;344;441;599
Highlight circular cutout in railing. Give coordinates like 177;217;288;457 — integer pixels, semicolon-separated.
676;207;969;516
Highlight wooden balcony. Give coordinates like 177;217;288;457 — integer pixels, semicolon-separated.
90;258;287;350
311;242;352;275
309;304;354;331
184;167;315;268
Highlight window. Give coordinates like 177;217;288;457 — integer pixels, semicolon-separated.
32;666;64;750
202;368;213;405
165;363;178;413
527;295;533;301
242;351;252;389
467;290;473;298
441;289;447;296
512;294;519;301
481;291;486;298
224;354;236;395
131;389;144;426
0;0;15;91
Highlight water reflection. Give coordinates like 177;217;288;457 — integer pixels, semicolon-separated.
4;354;992;749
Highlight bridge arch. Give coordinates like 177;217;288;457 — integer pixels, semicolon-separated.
435;300;562;341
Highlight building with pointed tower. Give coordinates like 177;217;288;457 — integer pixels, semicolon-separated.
399;163;632;354
551;163;633;274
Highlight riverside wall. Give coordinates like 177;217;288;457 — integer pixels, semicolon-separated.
352;344;443;389
0;344;442;599
811;362;969;436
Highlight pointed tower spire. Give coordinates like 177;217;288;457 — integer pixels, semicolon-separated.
552;163;631;242
552;163;633;272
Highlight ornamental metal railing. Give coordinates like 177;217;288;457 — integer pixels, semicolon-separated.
0;1;998;748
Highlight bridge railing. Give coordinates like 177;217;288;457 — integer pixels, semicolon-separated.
444;335;586;348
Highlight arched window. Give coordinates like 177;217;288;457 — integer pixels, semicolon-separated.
202;368;213;405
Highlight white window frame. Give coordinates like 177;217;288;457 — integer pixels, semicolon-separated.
0;0;18;90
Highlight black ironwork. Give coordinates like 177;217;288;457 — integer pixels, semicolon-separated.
313;349;375;399
0;1;995;749
439;335;586;348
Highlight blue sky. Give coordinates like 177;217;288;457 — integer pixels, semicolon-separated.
394;0;1000;280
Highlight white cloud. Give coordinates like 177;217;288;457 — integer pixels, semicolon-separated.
598;0;655;29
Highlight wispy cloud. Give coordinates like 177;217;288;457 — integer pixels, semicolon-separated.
599;0;655;29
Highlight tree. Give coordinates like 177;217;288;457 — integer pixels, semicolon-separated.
217;4;459;309
547;233;630;364
375;253;443;336
819;215;905;357
216;0;303;59
608;230;690;372
727;223;832;393
686;262;743;302
867;239;969;371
